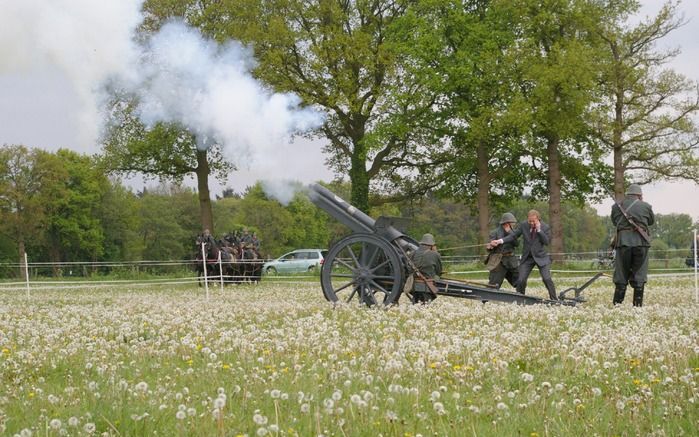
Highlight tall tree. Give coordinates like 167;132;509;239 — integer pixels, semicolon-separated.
39;150;109;265
594;0;699;200
509;0;604;259
102;102;234;233
397;0;529;248
0;145;47;277
144;0;433;213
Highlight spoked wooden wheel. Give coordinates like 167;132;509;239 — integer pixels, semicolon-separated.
320;233;405;306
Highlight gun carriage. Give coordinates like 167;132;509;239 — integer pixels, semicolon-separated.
308;184;597;307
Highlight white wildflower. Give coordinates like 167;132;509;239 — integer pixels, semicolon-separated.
49;419;62;430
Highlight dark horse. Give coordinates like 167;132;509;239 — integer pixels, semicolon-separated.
194;236;222;286
239;244;264;283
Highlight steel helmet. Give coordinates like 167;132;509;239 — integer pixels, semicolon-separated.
625;184;643;196
419;233;436;246
499;212;517;224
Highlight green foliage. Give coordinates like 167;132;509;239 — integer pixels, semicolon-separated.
653;214;695;249
37;150;108;262
138;184;200;260
97;181;143;261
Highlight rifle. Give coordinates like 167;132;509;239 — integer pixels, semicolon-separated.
614;198;651;244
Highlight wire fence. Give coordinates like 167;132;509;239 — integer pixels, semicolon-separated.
0;243;696;295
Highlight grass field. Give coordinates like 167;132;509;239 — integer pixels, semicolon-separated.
0;276;697;436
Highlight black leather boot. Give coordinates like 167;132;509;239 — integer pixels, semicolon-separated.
632;286;644;307
613;284;626;305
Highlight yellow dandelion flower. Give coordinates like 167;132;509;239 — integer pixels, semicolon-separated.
1;348;9;355
530;433;539;437
453;365;462;371
430;362;437;369
196;344;203;351
187;359;193;366
222;364;230;369
28;392;35;398
633;379;641;385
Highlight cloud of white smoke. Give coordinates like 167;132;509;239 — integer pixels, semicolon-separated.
0;0;143;147
0;1;323;170
260;179;308;206
130;21;322;159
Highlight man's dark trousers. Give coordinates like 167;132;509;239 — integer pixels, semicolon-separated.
516;255;557;300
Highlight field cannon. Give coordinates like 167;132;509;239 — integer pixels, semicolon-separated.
308;183;598;306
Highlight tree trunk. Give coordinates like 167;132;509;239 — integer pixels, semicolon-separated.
613;145;625;202
547;135;564;262
476;142;490;253
196;149;214;233
48;238;61;277
349;145;369;213
18;238;26;280
613;92;625;202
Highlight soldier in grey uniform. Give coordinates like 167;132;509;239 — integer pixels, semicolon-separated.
485;213;519;289
410;233;443;303
611;184;655;307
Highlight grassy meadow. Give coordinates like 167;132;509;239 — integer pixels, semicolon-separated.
0;276;697;436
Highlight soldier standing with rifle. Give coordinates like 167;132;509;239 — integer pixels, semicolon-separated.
611;184;655;307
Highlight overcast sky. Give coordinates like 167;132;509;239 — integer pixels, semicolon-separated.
0;0;697;219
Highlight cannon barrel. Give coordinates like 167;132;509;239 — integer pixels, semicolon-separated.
307;183;375;233
307;183;416;251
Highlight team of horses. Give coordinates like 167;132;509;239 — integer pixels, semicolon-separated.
194;236;264;285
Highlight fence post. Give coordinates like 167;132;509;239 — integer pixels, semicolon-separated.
694;229;697;303
201;243;209;300
218;250;224;290
24;252;30;298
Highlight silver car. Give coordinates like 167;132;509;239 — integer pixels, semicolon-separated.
263;249;328;274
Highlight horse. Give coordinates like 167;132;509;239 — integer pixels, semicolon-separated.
219;241;244;284
239;244;264;283
193;236;222;287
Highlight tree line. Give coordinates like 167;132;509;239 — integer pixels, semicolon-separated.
1;144;696;278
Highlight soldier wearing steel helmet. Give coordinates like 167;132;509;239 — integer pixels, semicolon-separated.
410;233;442;303
611;184;655;307
485;212;520;289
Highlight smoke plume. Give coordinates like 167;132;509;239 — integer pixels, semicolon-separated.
1;1;323;167
0;0;143;147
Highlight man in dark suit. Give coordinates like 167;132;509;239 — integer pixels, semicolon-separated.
490;210;557;300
